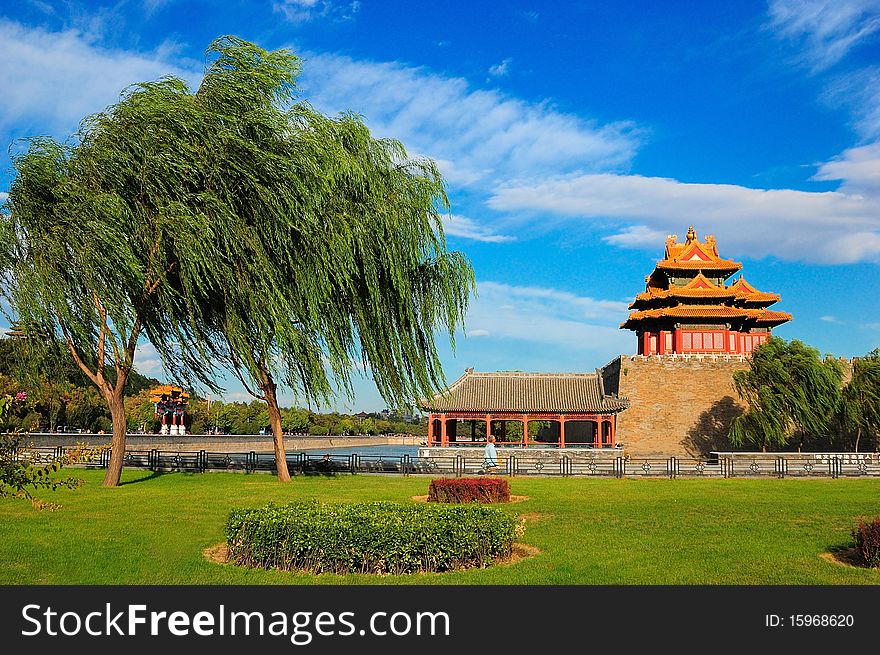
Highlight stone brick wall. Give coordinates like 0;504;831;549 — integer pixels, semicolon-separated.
603;354;750;457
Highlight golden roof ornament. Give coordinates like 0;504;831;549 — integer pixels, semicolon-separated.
686;226;696;243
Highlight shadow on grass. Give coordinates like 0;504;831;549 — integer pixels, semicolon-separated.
299;469;339;477
822;542;869;569
118;470;176;486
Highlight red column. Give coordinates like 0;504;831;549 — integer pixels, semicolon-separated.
611;416;617;448
485;414;492;442
658;330;667;355
427;415;435;444
559;416;566;449
594;421;601;448
641;332;651;355
523;415;529;448
440;417;448;446
673;328;682;353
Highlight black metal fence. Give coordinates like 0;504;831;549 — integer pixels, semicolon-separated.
17;446;880;479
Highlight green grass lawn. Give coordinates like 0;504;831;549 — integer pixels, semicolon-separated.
1;469;879;585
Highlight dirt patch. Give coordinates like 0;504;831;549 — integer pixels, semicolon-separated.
500;543;541;565
203;542;229;565
519;512;549;523
820;548;872;569
410;494;530;503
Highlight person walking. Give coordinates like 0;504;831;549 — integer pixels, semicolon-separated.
483;434;500;473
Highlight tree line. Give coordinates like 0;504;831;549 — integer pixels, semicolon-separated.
0;339;425;436
730;338;880;452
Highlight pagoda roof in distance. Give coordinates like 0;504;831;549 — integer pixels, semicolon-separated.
631;272;737;306
148;384;190;403
729;275;780;303
420;369;630;414
654;227;742;272
621;305;793;328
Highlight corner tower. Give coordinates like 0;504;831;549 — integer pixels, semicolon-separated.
621;227;791;355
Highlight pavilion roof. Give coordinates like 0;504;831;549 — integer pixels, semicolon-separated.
420;369;630;414
621;304;792;327
148;384;189;403
729;275;780;304
654;227;742;273
630;272;737;306
747;309;792;323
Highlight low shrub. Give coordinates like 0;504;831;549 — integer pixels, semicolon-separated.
852;517;880;568
427;477;510;503
225;500;517;574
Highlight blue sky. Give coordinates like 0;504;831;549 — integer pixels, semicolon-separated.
1;0;879;411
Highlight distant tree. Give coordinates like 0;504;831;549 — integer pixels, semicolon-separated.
0;392;106;509
281;408;311;434
729;338;843;451
124;390;159;433
839;350;880;452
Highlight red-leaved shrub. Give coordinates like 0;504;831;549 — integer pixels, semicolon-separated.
852;517;880;568
427;477;510;504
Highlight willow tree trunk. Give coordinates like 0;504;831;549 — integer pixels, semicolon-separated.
102;390;128;487
264;390;291;482
854;427;861;453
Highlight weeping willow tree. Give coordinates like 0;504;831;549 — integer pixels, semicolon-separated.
185;38;474;481
839;350;880;452
1;36;474;484
0;40;300;486
0;130;231;486
729;338;844;451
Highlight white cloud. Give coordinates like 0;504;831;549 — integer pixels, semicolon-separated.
134;342;165;378
0;20;200;137
489;173;880;263
292;33;880;266
522;10;540;23
821;315;841;322
813;141;880;191
301;52;641;188
273;0;359;23
221;390;256;403
602;225;668;248
273;0;322;22
463;281;630;353
0;192;7;204
821;67;880;139
488;58;512;77
142;0;173;16
442;214;514;243
768;0;880;71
